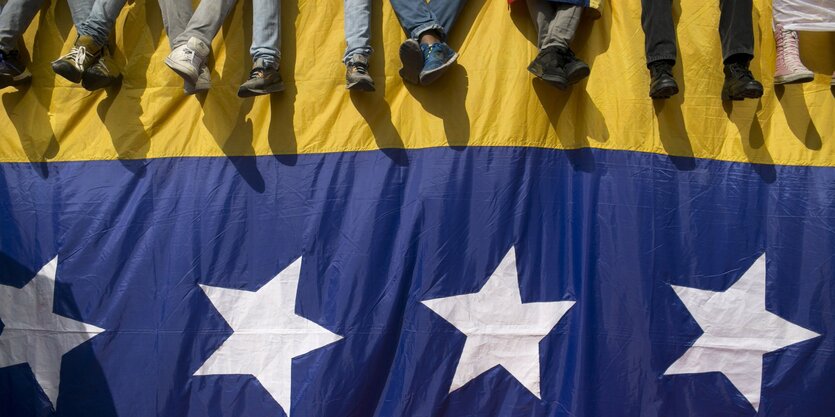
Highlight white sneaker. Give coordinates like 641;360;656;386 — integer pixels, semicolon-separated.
184;64;211;95
165;37;210;83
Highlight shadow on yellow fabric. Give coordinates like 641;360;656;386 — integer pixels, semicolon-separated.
0;0;832;167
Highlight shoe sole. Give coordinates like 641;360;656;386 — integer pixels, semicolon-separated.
52;61;82;83
347;79;376;92
82;72;120;91
650;84;679;100
399;40;423;85
237;82;285;98
774;73;814;85
722;86;764;101
419;52;459;86
536;72;568;90
184;81;211;96
566;66;591;85
164;57;199;83
0;70;31;88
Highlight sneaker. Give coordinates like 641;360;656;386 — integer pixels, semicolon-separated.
528;46;566;88
722;61;764;101
165;37;209;83
774;24;814;85
81;47;120;91
52;35;102;84
0;50;32;88
184;65;211;95
648;60;678;99
559;48;590;85
398;38;423;85
419;42;458;85
237;58;284;98
346;54;375;92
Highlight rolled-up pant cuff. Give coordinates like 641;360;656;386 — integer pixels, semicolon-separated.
410;22;445;41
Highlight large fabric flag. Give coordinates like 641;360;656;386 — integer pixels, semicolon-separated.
1;1;833;417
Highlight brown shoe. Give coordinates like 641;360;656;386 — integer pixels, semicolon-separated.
52;35;103;84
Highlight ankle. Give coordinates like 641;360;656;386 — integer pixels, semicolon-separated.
419;30;442;46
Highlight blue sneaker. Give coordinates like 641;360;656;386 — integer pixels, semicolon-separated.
419;42;458;85
0;50;31;88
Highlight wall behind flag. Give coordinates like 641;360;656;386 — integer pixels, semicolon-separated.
0;0;832;165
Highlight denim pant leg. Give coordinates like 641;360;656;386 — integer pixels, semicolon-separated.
526;0;581;50
343;0;371;62
641;0;677;65
427;0;466;39
172;0;238;48
0;0;45;52
718;0;753;62
159;0;193;48
66;0;94;28
76;0;128;46
250;0;279;64
389;0;442;40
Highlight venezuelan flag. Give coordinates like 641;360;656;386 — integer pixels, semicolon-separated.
0;1;833;417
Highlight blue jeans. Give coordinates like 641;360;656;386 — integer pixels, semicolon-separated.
0;0;45;52
344;0;372;63
389;0;467;41
250;0;280;64
160;0;238;49
73;0;128;46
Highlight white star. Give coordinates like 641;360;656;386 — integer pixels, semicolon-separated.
0;257;104;409
421;247;575;399
665;253;821;411
194;257;343;417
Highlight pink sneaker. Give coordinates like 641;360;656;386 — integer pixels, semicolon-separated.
774;24;814;85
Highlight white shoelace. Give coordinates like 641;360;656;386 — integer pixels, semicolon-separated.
778;29;805;70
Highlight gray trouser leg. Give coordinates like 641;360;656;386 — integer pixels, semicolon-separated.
343;0;371;63
170;0;238;48
76;0;128;46
526;0;582;50
0;0;45;52
159;0;193;47
250;0;279;64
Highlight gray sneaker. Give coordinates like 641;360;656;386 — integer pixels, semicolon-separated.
346;54;375;92
184;64;211;95
237;58;284;98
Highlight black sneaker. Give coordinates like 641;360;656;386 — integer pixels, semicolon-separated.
0;50;31;88
237;58;284;98
559;48;590;85
722;61;764;101
648;60;679;99
82;48;121;91
527;46;567;88
398;38;423;85
346;54;375;92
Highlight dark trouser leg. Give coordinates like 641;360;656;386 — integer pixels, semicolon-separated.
641;0;677;65
428;0;467;40
718;0;754;63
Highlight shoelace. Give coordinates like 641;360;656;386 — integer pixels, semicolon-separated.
650;63;673;77
60;46;87;70
248;67;265;80
182;46;196;65
350;62;369;75
728;63;754;81
777;29;804;68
